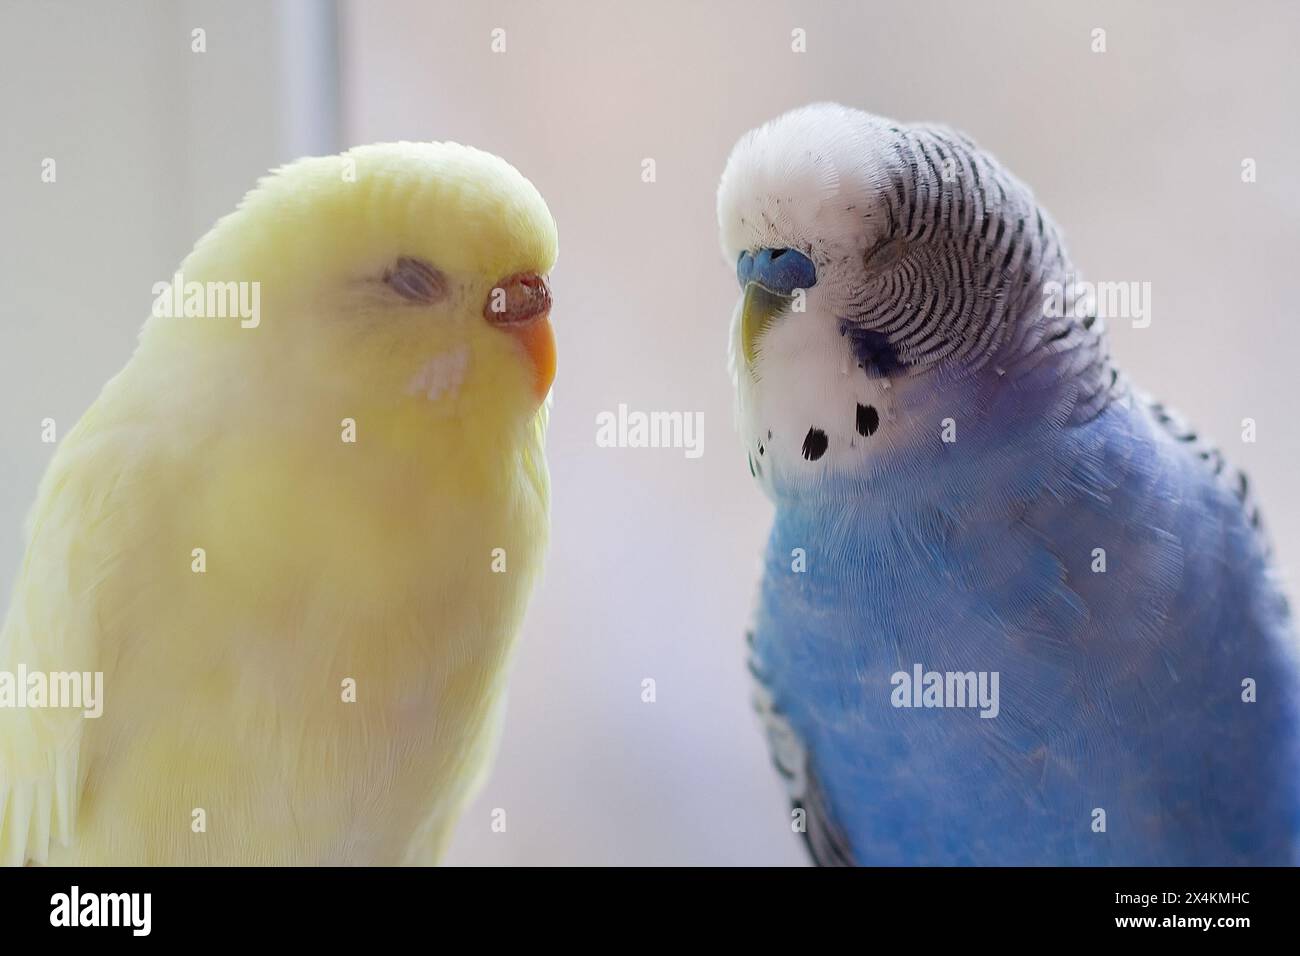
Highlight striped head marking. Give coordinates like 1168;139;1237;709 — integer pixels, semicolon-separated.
718;103;1100;491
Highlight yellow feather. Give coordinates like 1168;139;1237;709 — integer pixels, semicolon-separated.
1;142;556;864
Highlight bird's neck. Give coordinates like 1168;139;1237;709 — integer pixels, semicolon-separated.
995;256;1123;426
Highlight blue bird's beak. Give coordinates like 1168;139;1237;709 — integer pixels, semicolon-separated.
736;248;816;373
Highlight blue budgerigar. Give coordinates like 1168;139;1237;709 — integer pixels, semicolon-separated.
718;103;1300;865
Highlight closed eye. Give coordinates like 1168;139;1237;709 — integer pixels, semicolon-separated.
383;256;449;304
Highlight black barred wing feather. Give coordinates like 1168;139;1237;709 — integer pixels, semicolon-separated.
1142;392;1270;548
747;630;856;866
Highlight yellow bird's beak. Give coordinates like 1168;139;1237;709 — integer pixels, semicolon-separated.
735;247;816;377
740;282;794;375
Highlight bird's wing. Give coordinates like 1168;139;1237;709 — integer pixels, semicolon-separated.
0;619;84;867
1140;391;1272;551
746;629;855;866
0;407;135;865
1;499;89;864
400;686;511;865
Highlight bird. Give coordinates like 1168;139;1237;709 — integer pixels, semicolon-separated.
717;102;1300;865
0;141;558;864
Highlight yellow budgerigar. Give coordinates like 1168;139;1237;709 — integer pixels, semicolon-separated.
0;142;558;864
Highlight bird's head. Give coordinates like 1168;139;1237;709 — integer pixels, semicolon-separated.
145;141;558;479
718;103;1104;498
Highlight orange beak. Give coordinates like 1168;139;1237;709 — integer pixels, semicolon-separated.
485;272;556;402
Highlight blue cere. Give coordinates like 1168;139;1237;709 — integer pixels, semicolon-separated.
736;248;816;294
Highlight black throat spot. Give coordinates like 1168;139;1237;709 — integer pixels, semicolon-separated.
856;403;880;437
802;427;829;461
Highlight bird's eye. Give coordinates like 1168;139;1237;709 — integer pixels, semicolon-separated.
863;237;906;272
383;256;449;304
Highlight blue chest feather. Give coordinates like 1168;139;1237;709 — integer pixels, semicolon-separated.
753;399;1300;864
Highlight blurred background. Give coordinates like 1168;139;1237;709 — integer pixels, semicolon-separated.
2;0;1298;865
